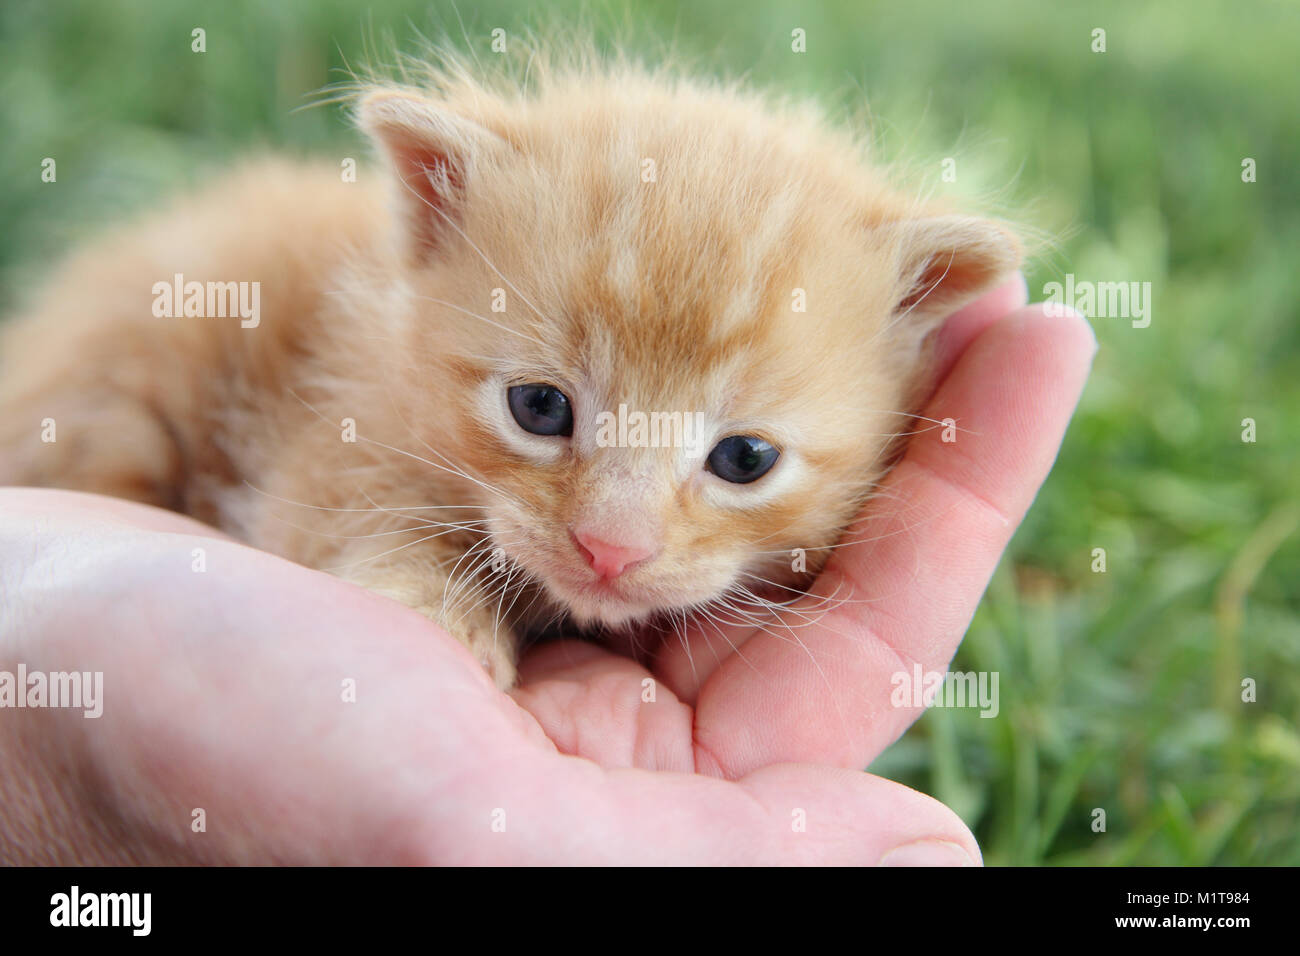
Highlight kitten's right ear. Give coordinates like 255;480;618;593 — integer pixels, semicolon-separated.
358;90;505;260
879;215;1023;338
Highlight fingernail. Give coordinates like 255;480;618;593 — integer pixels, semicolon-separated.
879;839;976;867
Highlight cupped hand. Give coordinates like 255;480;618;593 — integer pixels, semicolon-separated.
528;276;1098;779
0;279;1094;864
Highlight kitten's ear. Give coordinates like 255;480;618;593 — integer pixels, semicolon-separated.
883;215;1022;335
358;90;505;260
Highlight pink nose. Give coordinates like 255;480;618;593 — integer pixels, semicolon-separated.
571;530;655;579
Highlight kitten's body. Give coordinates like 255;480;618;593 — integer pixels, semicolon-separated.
0;56;1019;686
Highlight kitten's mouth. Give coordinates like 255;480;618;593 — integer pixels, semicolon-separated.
560;571;640;608
543;564;665;628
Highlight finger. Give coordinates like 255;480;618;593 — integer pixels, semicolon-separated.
458;756;981;865
649;613;759;705
512;640;697;772
930;272;1029;384
692;304;1096;778
0;486;232;537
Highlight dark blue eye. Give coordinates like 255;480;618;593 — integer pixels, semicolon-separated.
508;383;573;437
707;435;779;484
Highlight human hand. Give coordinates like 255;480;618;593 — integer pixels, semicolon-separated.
0;278;1094;864
510;275;1097;817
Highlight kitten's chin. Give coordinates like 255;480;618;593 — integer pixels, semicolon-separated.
540;569;696;630
550;583;654;629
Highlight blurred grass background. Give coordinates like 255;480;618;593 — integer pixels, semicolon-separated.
1;0;1296;864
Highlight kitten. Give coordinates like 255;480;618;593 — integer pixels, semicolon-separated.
0;51;1020;688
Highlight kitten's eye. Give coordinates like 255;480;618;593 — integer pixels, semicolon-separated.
507;383;574;437
707;435;779;484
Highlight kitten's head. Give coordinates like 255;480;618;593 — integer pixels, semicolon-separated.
354;61;1019;631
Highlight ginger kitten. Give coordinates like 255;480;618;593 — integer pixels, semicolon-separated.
0;51;1020;687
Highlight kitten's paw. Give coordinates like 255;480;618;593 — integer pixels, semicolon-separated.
419;606;519;690
342;571;518;689
465;625;519;690
433;611;518;689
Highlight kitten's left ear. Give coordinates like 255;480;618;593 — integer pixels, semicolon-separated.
358;90;506;260
884;215;1022;334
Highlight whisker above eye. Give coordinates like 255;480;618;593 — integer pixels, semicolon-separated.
410;294;548;346
393;173;555;336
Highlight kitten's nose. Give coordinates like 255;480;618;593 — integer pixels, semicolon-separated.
570;529;656;579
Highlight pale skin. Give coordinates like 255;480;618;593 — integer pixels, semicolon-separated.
0;280;1095;864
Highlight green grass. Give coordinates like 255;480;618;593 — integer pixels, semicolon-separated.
2;0;1297;864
